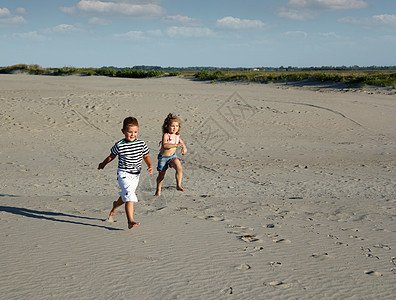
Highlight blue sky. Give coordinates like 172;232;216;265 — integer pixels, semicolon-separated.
1;0;396;68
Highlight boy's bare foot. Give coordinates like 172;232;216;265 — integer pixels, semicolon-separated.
177;186;185;192
128;221;140;229
109;201;118;217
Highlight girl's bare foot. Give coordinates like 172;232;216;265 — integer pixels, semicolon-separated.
128;221;140;229
177;186;185;192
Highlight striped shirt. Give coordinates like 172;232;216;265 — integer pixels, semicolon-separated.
111;138;150;174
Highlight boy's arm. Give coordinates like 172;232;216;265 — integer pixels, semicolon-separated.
98;153;116;170
143;154;153;176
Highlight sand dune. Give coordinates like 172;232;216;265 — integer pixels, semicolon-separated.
1;74;395;299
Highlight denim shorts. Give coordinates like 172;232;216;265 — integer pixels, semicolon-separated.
157;153;179;171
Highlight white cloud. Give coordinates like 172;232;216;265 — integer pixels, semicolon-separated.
114;29;162;40
284;30;308;39
318;32;344;41
114;30;146;40
166;26;216;38
89;17;112;25
287;0;368;10
164;14;202;26
13;31;47;41
338;16;361;24
60;6;77;14
371;14;396;26
52;24;84;34
0;15;26;26
319;32;340;39
147;29;162;36
63;0;166;17
0;7;27;26
339;14;396;27
99;0;163;3
279;0;368;21
278;8;317;21
216;16;267;30
15;8;28;15
0;8;11;17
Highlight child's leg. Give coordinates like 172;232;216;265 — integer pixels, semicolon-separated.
170;159;184;191
125;201;140;229
109;196;124;217
155;171;166;196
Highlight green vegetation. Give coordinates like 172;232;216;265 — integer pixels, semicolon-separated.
194;70;225;81
0;64;165;79
115;69;163;78
0;64;187;79
194;70;396;88
0;64;47;75
1;64;395;87
167;71;182;76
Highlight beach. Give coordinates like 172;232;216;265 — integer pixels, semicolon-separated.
1;74;395;299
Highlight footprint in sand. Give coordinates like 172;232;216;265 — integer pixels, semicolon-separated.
328;234;338;240
373;244;391;250
227;224;254;235
268;281;283;286
264;281;289;288
364;270;382;276
342;227;359;232
264;223;276;228
235;264;251;270
228;224;253;230
228;230;247;235
335;241;349;247
269;262;282;269
239;235;261;243
361;247;380;259
273;238;291;244
197;215;229;222
349;235;365;240
327;234;348;246
221;287;233;295
105;216;116;223
311;252;329;260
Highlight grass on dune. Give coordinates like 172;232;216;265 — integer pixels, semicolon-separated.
1;64;395;88
0;64;179;78
194;70;396;88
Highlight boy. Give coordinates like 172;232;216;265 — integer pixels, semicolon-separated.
98;117;153;229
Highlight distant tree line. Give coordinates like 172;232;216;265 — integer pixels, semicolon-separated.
1;64;395;87
98;65;396;72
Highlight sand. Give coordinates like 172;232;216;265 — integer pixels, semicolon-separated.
1;74;395;299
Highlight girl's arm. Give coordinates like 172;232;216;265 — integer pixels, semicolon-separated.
143;154;153;176
98;153;116;169
179;137;187;155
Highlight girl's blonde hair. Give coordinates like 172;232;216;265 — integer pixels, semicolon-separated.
162;113;181;135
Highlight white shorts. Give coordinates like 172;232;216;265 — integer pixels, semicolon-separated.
117;170;140;202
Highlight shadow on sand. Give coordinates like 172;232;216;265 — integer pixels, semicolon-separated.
0;206;122;231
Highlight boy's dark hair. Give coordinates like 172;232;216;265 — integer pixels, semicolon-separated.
123;117;139;129
162;113;181;134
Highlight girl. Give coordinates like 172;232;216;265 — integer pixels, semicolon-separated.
155;113;187;196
